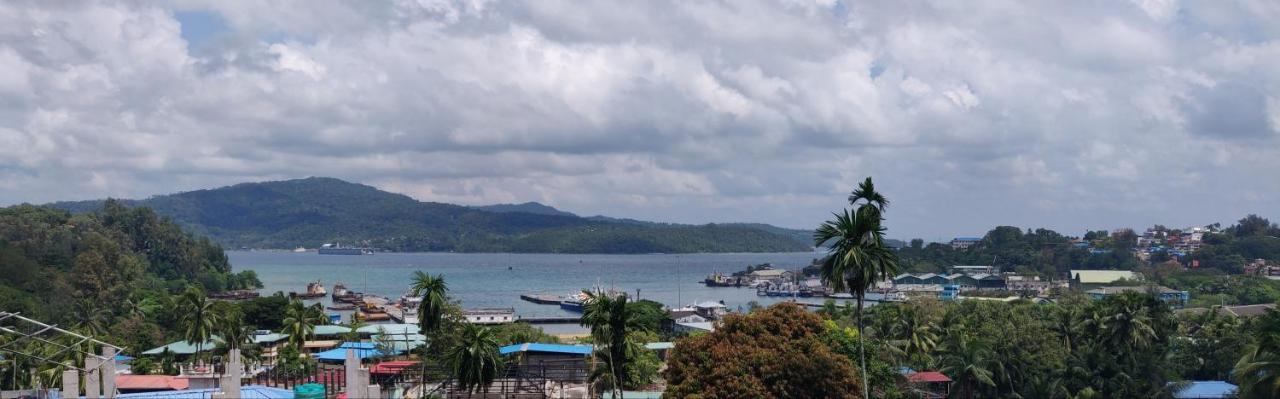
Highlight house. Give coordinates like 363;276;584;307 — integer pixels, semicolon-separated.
904;371;951;399
950;237;981;250
1171;381;1237;398
946;274;979;290
674;314;708;324
692;301;729;319
1070;270;1140;287
1086;286;1190;308
463;308;516;324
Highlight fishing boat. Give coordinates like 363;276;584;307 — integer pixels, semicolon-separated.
703;272;741;287
560;292;586;312
332;282;363;303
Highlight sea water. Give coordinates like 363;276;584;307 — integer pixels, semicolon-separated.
230;250;846;326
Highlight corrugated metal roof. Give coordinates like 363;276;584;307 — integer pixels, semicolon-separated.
499;343;593;356
116;385;294;398
356;323;419;335
906;371;952;383
312;325;354;336
1172;381;1237;398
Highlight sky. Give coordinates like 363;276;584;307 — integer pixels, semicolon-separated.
1;1;1278;241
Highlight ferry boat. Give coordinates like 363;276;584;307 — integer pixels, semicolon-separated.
560;292;586;312
318;243;373;255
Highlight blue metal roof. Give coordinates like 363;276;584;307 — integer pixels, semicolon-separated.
1173;381;1237;398
313;342;401;362
499;343;592;356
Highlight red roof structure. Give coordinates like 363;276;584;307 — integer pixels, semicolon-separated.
116;375;190;391
370;360;419;375
906;371;952;383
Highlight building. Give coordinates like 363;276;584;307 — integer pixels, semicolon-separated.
499;343;592;367
674;321;716;334
973;273;1007;290
1086;286;1190;308
1069;270;1140;287
692;301;729;319
1176;303;1277;318
749;268;792;281
950;237;981;250
904;371;951;399
949;265;994;275
463;308;517;324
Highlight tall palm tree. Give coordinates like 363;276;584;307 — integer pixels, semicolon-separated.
937;333;996;399
1100;295;1156;351
897;307;938;363
815;184;898;399
216;309;258;370
580;289;636;398
282;300;324;352
410;271;449;337
177;286;218;363
72;299;111;338
447;324;503;396
847;177;889;211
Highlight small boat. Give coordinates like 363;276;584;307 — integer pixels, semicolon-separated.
703;272;741;287
326;304;357;311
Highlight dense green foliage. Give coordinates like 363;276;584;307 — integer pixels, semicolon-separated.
664;303;863;398
820;294;1280;398
0;202;258;326
51;177;810;253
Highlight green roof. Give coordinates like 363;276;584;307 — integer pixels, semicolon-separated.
356;324;419;335
312;325;354;336
143;333;291;356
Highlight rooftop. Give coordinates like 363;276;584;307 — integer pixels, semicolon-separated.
499;343;593;356
116;385;294;399
1172;381;1237;399
1086;286;1183;295
906;371;952;383
1070;269;1140;284
115;375;189;391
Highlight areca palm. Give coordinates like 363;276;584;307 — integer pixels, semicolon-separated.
815;178;898;399
177;286;218;362
447;324;503;395
410;271;449;336
580;289;637;398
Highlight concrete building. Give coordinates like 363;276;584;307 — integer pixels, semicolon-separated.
463;308;517;324
950;238;981;250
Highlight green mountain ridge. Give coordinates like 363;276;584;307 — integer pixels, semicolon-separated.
49;177;812;254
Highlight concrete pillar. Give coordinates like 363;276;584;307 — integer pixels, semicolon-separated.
101;348;116;398
61;367;78;399
84;356;100;399
344;349;359;396
220;348;242;399
364;383;381;399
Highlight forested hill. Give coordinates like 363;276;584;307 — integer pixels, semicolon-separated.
50;177;812;253
0;203;259;323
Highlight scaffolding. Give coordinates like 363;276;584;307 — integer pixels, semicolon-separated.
0;311;124;398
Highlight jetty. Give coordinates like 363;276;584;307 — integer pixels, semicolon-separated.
520;294;563;305
519;315;581;324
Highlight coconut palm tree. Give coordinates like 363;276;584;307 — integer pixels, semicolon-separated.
815;199;898;398
72;299;111;338
1100;294;1156;351
936;332;996;399
897;307;938;362
282;300;324;352
580;289;636;398
410;271;449;337
217;309;258;369
447;324;503;395
1234;345;1280;398
177;285;218;362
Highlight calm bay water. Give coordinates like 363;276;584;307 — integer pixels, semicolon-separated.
229;250;831;322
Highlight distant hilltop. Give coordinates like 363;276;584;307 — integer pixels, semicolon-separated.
49;177;812;254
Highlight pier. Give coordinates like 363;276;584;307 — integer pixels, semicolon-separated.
520;294;564;305
519;316;581;324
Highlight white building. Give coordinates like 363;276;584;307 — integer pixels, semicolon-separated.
463;308;516;325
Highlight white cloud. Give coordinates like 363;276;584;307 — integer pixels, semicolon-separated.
0;0;1277;238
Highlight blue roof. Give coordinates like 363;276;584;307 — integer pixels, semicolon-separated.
1173;381;1237;398
500;343;592;356
116;385;294;398
312;342;400;362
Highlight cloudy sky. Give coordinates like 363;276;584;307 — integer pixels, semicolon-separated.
1;1;1278;240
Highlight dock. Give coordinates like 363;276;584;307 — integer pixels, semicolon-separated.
519;316;581;324
520;294;564;305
